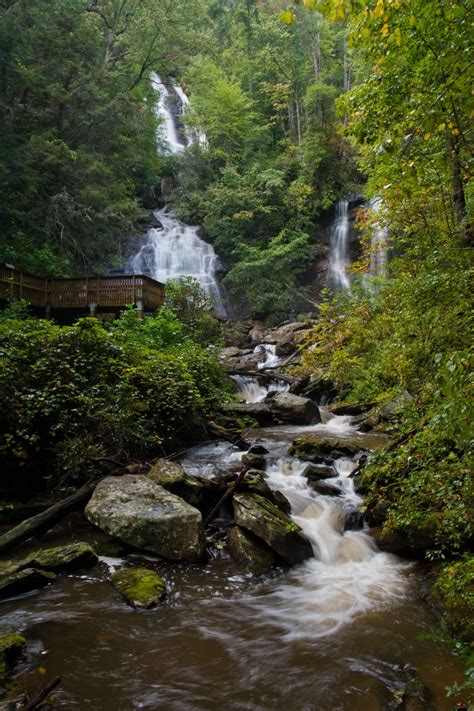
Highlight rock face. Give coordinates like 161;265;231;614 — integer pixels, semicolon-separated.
228;526;275;575
267;393;320;425
147;459;219;513
111;567;166;609
237;470;291;514
85;475;207;562
221;402;275;426
233;493;313;565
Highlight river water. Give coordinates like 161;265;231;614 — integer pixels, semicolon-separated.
1;387;464;709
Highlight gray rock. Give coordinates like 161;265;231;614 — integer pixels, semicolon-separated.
85;475;206;562
237;470;291;513
233;493;313;565
227;526;275;575
221;402;275;426
302;463;335;481
267;393;320;425
0;568;56;600
310;481;342;497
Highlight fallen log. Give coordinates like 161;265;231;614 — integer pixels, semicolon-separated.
204;466;248;526
0;484;95;554
229;368;296;384
22;675;61;710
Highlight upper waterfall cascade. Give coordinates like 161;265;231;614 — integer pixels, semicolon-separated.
130;73;225;316
328;199;351;291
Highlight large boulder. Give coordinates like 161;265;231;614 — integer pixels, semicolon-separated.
147;459;219;513
267;393;320;425
221;402;275;426
111;567;166;609
227;526;275;575
233;493;313;565
301;463;336;481
237;470;291;514
289;436;361;461
85;475;206;562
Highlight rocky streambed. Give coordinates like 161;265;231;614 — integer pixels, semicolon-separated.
0;325;466;709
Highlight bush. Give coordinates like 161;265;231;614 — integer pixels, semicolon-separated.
0;312;229;495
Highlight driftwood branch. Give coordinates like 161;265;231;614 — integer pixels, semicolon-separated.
22;675;61;710
0;485;95;554
229;368;296;385
204;466;248;526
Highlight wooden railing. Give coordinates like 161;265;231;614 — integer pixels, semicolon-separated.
0;265;165;311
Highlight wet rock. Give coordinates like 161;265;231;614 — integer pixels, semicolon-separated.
343;510;364;531
111;567;166;609
241;452;266;470
147;459;219;512
247;444;269;456
233;493;313;565
221;403;275;426
227;526;276;575
0;633;26;682
18;542;98;573
0;568;56;600
365;498;391;527
302;463;336;481
387;665;429;710
309;481;342;497
85;475;206;562
329;402;369;416
266;393;320;425
237;470;291;514
367;527;435;558
289;436;361;461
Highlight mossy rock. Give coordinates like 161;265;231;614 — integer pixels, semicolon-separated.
289;436;361;461
111;567;166;609
0;568;55;601
19;543;98;573
233;493;313;565
227;526;275;575
236;470;291;514
0;633;26;682
147;459;219;512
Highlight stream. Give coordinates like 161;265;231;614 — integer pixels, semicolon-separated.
1;366;465;710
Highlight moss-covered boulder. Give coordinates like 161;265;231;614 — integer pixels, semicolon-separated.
85;475;207;562
236;470;291;513
0;568;55;600
111;567;166;609
301;463;336;481
233;493;313;565
289;436;361;461
147;459;219;513
19;543;98;573
0;633;26;683
228;526;275;575
428;557;474;644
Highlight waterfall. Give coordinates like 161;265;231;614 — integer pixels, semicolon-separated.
150;72;185;154
129;73;225;316
328;199;351;291
368;197;388;278
231;375;289;403
129;209;227;318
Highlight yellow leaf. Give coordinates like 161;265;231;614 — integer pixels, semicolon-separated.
452;127;460;136
409;15;417;26
424;132;431;140
303;0;317;9
381;23;389;36
39;666;47;675
394;27;402;45
280;10;294;24
374;0;384;18
437;123;445;131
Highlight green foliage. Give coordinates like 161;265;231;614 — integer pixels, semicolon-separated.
163;277;223;343
432;557;474;645
0;311;229;495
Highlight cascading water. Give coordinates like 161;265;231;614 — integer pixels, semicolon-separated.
231;374;289;403
244;414;410;639
129;208;227;318
150;72;185;154
328;199;351;291
129;73;226;316
255;343;282;370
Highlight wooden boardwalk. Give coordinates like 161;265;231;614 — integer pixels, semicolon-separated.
0;264;165;316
